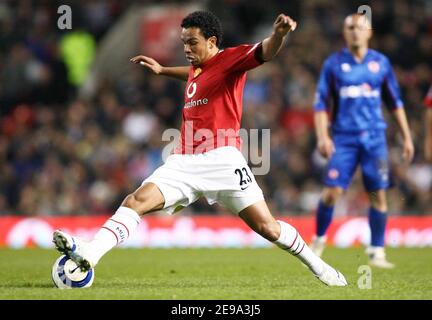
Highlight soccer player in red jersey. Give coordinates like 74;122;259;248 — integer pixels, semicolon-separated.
424;85;432;161
53;11;347;286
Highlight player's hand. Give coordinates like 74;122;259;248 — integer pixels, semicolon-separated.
402;139;415;163
130;55;163;75
317;137;335;159
273;14;297;37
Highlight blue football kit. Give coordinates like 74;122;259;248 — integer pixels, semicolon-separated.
314;48;404;191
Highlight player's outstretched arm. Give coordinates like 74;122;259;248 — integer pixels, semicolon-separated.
393;107;415;163
425;109;432;162
261;14;297;61
130;55;189;81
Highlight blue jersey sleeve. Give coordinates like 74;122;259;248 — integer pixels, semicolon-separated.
314;58;334;112
381;57;404;110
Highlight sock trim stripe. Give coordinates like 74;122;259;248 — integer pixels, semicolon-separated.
293;243;305;256
102;226;119;245
292;241;301;253
109;218;130;238
287;232;298;249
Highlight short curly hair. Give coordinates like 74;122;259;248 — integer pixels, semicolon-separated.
181;11;223;47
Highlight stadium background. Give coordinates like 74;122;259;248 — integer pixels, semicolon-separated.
0;0;431;248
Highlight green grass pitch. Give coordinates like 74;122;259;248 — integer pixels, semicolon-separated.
1;247;431;300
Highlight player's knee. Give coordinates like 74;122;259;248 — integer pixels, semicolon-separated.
322;188;343;206
257;222;280;242
122;192;151;215
369;192;388;212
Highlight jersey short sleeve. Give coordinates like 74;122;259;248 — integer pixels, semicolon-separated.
313;57;334;112
222;43;264;73
381;57;404;110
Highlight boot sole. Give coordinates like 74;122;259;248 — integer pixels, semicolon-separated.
53;231;91;272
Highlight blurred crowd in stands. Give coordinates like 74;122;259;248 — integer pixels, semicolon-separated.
1;0;431;216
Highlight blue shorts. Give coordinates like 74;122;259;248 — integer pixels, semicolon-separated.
323;130;391;192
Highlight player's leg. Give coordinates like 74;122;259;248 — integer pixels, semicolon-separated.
312;186;344;256
238;200;347;286
53;182;165;270
366;191;394;268
365;189;394;268
361;130;394;268
53;153;199;270
368;189;388;247
207;147;346;286
312;134;359;256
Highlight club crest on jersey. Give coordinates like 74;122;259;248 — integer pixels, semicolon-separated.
367;61;380;73
341;63;351;72
328;169;339;180
193;68;202;78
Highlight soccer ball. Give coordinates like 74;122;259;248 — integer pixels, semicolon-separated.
51;255;95;289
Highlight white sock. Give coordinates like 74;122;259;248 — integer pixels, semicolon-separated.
89;206;141;265
366;246;386;258
274;220;324;275
315;235;327;243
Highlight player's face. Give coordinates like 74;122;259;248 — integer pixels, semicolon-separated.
181;27;217;66
343;15;372;49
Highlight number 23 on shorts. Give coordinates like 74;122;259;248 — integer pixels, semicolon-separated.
235;167;252;190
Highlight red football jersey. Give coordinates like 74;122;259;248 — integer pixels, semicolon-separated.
174;43;263;154
425;85;432;109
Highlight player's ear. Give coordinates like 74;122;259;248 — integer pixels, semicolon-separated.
208;36;217;49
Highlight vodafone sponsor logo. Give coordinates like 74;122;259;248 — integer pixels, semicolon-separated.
184;98;209;109
333;218;370;247
1;216;431;248
333;218;432;247
387;228;432;247
186;82;197;98
133;217;268;248
184;82;209;109
6;218;54;248
0;216;269;249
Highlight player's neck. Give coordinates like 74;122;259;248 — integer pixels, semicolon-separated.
200;47;220;66
348;46;368;63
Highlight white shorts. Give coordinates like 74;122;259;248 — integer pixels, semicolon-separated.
142;146;264;214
